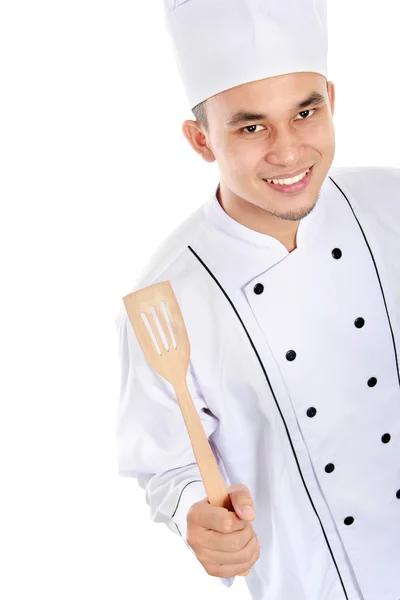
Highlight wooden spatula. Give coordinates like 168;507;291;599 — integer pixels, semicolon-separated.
122;279;251;576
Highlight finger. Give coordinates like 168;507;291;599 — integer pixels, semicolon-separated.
195;503;248;533
204;547;260;578
199;531;259;565
204;523;254;552
227;484;256;521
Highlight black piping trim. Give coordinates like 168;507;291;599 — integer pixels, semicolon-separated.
328;175;400;387
187;245;349;599
171;479;203;521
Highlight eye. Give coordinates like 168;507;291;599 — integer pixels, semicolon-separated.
241;124;265;134
294;108;316;120
241;108;317;134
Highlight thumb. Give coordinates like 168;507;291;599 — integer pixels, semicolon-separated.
227;483;256;520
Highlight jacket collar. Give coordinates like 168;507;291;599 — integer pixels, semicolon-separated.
202;172;334;253
197;170;341;290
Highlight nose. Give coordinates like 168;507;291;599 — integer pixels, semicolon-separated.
265;124;303;168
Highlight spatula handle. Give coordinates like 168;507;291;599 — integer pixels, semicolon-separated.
173;377;251;577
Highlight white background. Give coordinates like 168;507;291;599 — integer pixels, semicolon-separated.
1;0;399;598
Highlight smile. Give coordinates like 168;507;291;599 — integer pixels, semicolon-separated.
266;167;311;186
263;165;314;194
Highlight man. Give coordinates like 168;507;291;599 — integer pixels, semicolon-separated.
114;1;400;599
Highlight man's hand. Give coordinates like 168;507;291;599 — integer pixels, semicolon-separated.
186;483;260;578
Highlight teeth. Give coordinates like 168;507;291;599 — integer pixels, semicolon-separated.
266;167;310;185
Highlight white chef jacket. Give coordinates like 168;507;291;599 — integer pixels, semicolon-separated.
114;165;400;600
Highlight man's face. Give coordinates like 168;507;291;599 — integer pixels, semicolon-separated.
187;72;335;223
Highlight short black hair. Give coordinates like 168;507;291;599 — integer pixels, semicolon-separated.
192;99;209;133
191;80;329;134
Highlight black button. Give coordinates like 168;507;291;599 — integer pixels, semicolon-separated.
355;318;365;328
332;248;342;259
307;407;317;418
286;350;297;361
325;463;335;473
368;377;377;387
396;490;400;499
382;433;391;443
344;516;354;526
254;283;264;295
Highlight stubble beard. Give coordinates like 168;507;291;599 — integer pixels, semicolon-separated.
266;191;320;222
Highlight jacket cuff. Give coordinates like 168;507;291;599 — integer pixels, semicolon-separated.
171;479;207;546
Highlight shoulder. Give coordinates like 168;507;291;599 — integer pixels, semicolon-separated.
323;166;400;255
329;164;400;183
114;201;207;328
328;165;400;200
133;203;205;286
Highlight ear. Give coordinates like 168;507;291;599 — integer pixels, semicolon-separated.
327;81;335;117
181;120;216;163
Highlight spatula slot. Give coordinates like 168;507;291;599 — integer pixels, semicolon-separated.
150;305;170;351
160;301;177;350
140;311;162;355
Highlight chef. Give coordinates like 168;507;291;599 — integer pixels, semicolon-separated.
114;1;400;599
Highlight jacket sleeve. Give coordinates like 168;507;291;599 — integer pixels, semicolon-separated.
114;306;235;588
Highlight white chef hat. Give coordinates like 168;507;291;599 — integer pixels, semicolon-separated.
163;0;329;110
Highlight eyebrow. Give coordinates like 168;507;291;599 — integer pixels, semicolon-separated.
225;91;327;127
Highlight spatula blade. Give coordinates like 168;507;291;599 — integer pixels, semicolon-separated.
122;280;191;385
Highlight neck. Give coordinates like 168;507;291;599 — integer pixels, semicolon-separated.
217;183;299;253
